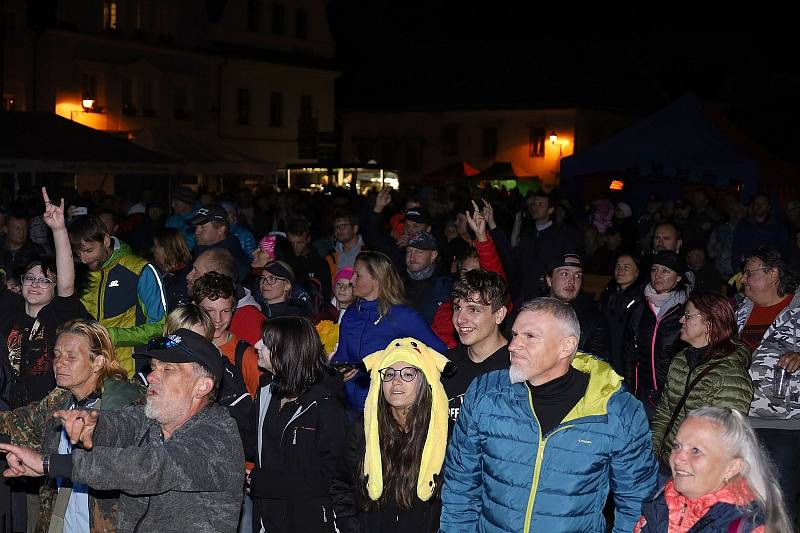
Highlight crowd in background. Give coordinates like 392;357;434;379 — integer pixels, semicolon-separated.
0;179;797;532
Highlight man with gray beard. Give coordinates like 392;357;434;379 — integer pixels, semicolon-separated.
440;297;657;533
0;328;244;533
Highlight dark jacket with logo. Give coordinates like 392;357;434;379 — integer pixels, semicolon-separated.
249;371;349;533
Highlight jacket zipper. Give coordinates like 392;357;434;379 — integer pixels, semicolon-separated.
279;401;317;445
648;304;679;391
97;269;105;318
522;387;573;533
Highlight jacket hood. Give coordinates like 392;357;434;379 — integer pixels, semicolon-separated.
236;287;259;310
566;351;623;420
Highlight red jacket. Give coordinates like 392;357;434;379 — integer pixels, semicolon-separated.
432;235;508;348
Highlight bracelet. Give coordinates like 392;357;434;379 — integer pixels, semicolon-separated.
42;455;50;476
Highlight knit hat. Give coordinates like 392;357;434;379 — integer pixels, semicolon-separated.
362;338;450;502
334;268;354;284
652;250;685;275
615;202;633;218
172;186;197;206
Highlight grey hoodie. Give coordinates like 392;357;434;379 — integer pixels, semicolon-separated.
70;404;244;533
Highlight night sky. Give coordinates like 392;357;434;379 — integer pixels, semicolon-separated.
328;3;800;163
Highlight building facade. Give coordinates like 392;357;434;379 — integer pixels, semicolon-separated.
1;0;338;193
340;105;632;189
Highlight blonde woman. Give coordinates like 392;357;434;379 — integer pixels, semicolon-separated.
332;251;447;412
0;319;142;532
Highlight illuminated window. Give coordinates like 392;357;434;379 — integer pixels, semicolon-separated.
103;1;118;31
529;127;545;158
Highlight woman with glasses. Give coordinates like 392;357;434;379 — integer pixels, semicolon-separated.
623;250;690;418
332;251;447;413
650;291;754;470
0;188;90;410
333;338;449;533
249;316;348;533
258;260;311;319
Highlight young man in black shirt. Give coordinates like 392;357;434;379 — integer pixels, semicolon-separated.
443;269;509;427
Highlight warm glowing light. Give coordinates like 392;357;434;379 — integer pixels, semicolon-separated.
609;180;625;191
549;131;558;145
82;99;95;111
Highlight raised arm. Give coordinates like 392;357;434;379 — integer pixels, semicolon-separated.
42;187;74;297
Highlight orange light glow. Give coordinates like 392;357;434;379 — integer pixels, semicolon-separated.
610;180;625;191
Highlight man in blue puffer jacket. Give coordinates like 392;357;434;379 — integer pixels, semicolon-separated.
440;297;657;533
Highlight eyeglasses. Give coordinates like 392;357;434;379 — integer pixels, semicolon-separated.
378;366;419;382
741;267;771;278
682;312;704;320
21;274;55;286
259;276;284;286
334;223;353;231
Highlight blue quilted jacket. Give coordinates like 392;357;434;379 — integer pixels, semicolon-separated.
440;352;658;533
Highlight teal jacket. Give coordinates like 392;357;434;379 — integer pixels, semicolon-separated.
440;353;658;533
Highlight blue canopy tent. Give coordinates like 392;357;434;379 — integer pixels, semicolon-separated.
559;94;761;210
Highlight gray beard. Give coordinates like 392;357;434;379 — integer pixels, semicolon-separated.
509;365;526;385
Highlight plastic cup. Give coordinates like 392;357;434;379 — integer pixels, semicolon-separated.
773;367;791;399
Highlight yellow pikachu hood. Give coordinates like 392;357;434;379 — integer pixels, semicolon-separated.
362;337;450;502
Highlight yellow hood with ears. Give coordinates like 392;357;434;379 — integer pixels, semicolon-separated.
362;337;450;502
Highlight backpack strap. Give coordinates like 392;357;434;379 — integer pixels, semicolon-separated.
235;340;248;370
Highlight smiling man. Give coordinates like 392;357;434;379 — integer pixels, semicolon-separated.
443;269;508;428
441;297;657;533
0;328;244;533
68;214;167;377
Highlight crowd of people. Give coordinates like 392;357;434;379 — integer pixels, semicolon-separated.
0;180;797;532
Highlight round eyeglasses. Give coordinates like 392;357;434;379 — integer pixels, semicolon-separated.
21;274;55;286
378;366;419;382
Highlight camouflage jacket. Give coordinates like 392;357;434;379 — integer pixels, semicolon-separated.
0;378;144;533
736;291;800;428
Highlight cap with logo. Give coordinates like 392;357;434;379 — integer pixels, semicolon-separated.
406;231;438;251
135;328;224;379
188;205;228;226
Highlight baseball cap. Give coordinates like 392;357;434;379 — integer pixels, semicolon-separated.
403;209;431;225
407;231;437;251
188;205;228;226
263;260;295;283
135;328;224;379
549;253;583;273
172;186;198;206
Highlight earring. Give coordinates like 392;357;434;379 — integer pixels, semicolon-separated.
722;476;729;485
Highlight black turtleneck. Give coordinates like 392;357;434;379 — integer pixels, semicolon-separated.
526;366;589;436
685;345;708;372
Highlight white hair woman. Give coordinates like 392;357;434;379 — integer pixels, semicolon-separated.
635;406;791;532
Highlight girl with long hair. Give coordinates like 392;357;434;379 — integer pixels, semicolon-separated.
249;316;348;533
334;338;450;533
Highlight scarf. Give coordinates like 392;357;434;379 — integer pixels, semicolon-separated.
407;263;436;281
644;283;687;318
